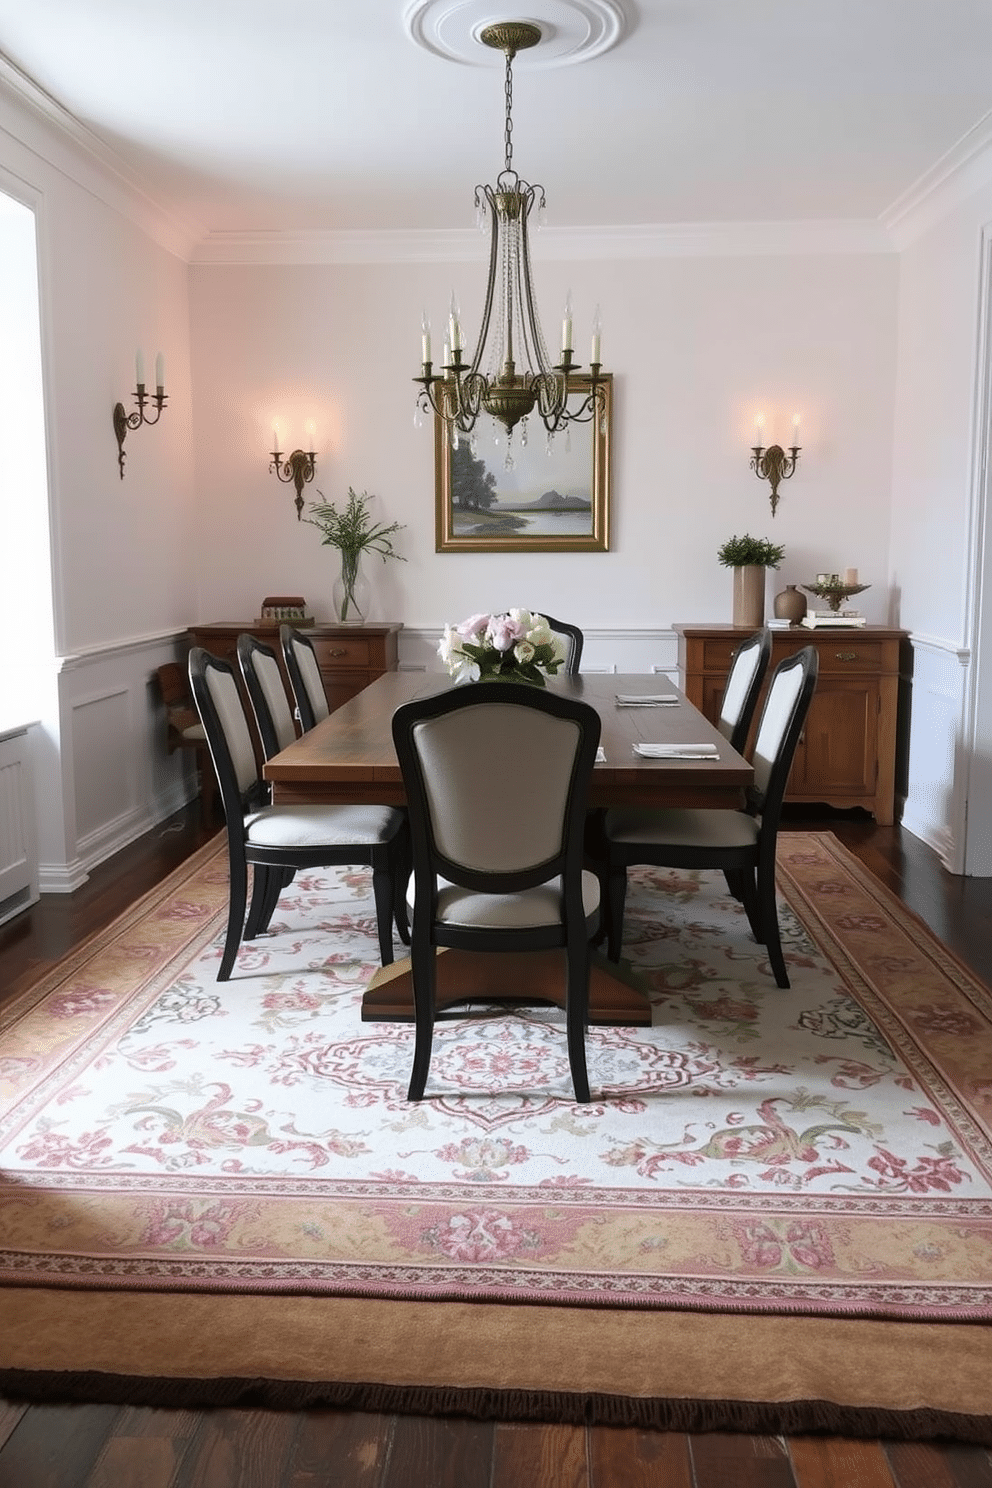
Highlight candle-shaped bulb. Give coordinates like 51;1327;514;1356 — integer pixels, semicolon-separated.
448;291;462;353
135;349;145;386
590;303;602;365
421;310;431;366
791;412;801;445
754;414;765;448
562;290;573;354
305;420;316;452
154;352;164;390
272;421;281;453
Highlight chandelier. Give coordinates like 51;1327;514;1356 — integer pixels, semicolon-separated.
414;21;607;442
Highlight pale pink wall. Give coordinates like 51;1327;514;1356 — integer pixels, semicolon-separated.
189;251;898;630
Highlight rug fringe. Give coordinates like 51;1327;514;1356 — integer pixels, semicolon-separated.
1;1370;990;1444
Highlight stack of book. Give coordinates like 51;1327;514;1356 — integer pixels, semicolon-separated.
801;610;867;629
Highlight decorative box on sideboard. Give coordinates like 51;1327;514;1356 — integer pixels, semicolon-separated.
187;622;402;714
674;623;910;825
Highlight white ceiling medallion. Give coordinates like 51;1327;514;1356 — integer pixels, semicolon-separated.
403;0;628;67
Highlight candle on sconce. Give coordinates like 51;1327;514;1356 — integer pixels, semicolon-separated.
272;422;281;453
591;304;602;365
561;290;573;354
448;292;462;354
135;349;145;387
791;412;801;446
754;414;766;448
421;311;431;366
155;353;165;391
305;420;317;452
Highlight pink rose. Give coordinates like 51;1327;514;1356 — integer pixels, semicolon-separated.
457;613;491;639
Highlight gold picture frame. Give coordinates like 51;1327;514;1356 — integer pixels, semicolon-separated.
435;375;612;553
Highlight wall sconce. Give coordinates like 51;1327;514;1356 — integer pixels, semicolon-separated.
113;351;167;479
269;424;316;519
750;413;801;517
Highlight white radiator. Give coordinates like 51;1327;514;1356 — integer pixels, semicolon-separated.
0;727;38;925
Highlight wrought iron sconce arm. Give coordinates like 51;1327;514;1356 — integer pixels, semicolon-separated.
113;382;168;480
270;446;316;519
750;441;800;517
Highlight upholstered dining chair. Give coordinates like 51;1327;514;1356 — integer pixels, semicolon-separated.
596;646;818;987
538;613;583;676
279;624;330;733
190;645;407;978
391;681;602;1103
718;626;772;754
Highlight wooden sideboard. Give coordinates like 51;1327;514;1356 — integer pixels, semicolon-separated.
674;623;910;824
187;621;402;715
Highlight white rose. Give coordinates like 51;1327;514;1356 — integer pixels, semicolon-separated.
514;640;536;664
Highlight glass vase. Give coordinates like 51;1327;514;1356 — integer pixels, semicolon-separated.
333;552;370;624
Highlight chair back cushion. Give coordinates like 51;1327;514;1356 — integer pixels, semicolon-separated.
537;613;584;676
718;627;771;753
749;646;819;810
239;637;297;756
413;704;582;872
190;651;258;800
281;625;330;730
393;682;600;893
296;643;330;723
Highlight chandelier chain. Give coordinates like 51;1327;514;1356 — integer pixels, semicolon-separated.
503;47;515;175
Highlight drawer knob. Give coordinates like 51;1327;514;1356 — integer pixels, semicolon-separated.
328;648;347;658
835;651;858;661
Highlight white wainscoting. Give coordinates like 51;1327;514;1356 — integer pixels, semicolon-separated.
900;633;970;871
33;623;972;895
0;724;39;925
48;630;200;890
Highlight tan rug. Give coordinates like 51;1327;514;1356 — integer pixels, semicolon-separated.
2;834;992;1440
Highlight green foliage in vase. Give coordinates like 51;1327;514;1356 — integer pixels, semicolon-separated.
306;488;406;566
716;534;786;569
307;488;406;621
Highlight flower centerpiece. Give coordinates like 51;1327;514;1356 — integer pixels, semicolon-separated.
306;487;405;623
438;610;567;687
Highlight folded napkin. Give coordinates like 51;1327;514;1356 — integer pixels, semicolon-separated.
633;742;720;759
615;693;679;706
595;746;607;764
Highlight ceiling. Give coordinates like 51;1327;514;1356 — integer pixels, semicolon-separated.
1;0;991;242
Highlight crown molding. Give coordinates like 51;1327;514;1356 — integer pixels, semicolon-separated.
882;111;992;249
0;51;201;260
191;218;893;267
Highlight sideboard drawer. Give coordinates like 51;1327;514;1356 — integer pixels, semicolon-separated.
311;636;372;670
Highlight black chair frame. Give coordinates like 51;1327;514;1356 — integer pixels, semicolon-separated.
599;646;819;987
279;624;329;733
392;680;602;1103
538;613;584;676
191;646;406;978
720;626;772;754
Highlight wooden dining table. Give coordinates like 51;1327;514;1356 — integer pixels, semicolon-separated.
263;671;753;1027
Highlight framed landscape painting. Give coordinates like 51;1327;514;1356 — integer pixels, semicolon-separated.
435;374;612;553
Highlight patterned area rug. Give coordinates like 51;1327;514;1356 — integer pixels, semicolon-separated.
2;831;991;1326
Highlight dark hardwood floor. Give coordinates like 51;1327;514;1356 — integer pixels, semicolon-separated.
2;802;992;1486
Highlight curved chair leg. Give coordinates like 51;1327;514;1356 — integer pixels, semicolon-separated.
245;865;287;939
723;867;747;902
371;849;396;966
407;930;436;1101
605;863;628;962
565;939;591;1104
757;857;789;988
218;852;249;981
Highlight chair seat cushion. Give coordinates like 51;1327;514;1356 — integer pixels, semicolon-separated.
408;870;600;930
604;806;760;851
245;804;403;849
181;722;206;742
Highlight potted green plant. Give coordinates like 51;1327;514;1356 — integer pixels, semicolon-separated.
717;534;785;628
307;488;406;623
